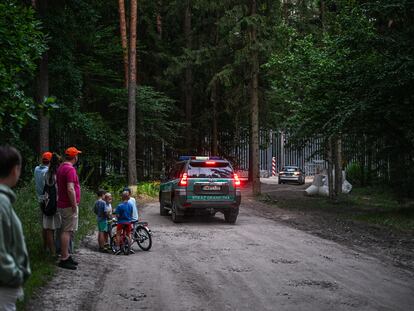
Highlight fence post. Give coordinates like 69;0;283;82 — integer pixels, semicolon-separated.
280;131;285;169
272;156;276;176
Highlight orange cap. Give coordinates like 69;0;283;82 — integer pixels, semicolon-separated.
42;152;52;161
65;147;82;157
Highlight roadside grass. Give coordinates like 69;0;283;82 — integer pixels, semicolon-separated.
13;183;96;310
348;187;414;232
137;181;159;199
99;180;159;203
259;186;414;232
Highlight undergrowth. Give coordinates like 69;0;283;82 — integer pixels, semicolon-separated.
13;183;96;310
260;186;414;232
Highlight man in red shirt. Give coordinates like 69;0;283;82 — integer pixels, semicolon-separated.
56;147;82;270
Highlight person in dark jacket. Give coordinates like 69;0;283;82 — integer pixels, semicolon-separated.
0;146;30;310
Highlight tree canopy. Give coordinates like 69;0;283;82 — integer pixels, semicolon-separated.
1;0;413;196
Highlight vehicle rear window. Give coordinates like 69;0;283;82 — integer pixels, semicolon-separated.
187;162;233;178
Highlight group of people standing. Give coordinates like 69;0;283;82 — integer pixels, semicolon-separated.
94;187;139;254
34;147;82;270
0;145;81;309
0;144;140;310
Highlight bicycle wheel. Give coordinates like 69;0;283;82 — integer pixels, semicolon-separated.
122;236;131;255
109;225;117;253
134;226;152;251
109;235;117;254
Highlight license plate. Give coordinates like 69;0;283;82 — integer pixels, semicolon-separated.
203;185;221;191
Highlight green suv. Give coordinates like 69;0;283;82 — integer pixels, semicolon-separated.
159;156;241;223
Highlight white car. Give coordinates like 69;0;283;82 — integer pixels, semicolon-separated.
278;166;305;185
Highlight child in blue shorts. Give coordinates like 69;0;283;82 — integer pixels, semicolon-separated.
94;190;109;252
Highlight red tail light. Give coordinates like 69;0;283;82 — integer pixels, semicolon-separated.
179;173;188;186
205;161;216;165
234;173;241;187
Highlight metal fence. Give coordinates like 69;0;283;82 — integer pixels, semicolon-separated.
110;130;388;181
138;130;328;178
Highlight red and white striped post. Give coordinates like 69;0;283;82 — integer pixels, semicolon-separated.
272;157;276;176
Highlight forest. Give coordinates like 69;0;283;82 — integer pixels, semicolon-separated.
1;0;413;198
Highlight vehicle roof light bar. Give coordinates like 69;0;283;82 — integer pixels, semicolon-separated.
178;155;223;161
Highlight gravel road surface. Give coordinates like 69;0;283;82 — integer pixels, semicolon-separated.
29;196;414;311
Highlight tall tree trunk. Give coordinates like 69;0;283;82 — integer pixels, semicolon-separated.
211;81;218;155
334;136;342;196
118;0;129;88
38;52;49;154
128;0;138;190
367;138;372;186
320;0;326;31
33;0;49;155
250;0;261;195
282;0;289;21
360;137;366;186
184;0;193;152
156;0;162;38
327;137;334;199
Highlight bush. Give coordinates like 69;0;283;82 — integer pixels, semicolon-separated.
99;176;160;200
137;181;160;198
346;162;366;186
98;173;127;201
13;182;96;308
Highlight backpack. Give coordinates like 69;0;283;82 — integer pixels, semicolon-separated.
41;176;57;216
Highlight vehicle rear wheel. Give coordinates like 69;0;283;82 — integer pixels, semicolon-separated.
171;201;183;223
224;208;239;224
160;200;168;216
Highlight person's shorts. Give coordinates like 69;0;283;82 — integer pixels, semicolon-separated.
58;206;79;232
43;213;61;230
39;204;61;230
116;223;131;236
98;220;108;232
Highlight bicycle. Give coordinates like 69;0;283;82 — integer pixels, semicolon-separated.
131;220;152;251
109;219;132;255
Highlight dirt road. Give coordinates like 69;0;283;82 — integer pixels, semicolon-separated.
29;196;414;311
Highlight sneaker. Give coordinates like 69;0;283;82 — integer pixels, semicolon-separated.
129;249;135;254
115;249;122;255
68;256;79;266
58;259;77;270
100;247;111;254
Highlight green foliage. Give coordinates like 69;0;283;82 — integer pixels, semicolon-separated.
346;162;365;186
137;181;160;198
13;182;96;307
137;86;181;145
99;173;127;198
350;187;414;232
2;0;412;198
266;0;414;197
0;0;46;142
99;177;160;199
